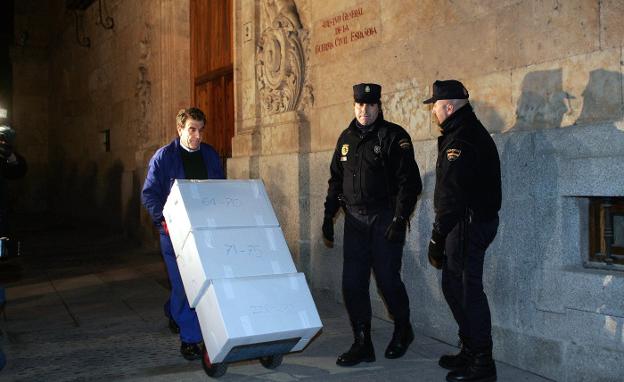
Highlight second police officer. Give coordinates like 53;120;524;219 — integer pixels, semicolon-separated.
425;80;501;382
323;83;422;366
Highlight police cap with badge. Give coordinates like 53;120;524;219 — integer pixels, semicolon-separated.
423;80;470;165
423;79;469;104
353;83;382;104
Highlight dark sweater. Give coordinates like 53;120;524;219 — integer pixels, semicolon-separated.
180;148;209;180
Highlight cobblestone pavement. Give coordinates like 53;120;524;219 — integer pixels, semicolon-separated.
0;227;551;381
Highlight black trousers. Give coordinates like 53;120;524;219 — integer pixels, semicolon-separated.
342;207;410;326
442;216;499;352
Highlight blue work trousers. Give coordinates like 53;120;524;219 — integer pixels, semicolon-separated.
160;232;203;344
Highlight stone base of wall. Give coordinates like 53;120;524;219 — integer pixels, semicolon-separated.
228;122;624;382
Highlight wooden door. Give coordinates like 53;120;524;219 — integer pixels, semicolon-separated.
190;0;234;174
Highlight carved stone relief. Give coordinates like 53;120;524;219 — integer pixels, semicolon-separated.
256;0;311;114
135;23;152;144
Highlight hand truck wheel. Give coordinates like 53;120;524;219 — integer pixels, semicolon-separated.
259;354;283;369
202;348;228;378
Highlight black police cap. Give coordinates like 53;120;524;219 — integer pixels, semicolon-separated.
423;80;469;104
353;83;381;104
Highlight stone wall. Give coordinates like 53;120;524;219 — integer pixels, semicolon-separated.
230;1;624;380
12;0;191;242
9;0;51;216
9;0;624;379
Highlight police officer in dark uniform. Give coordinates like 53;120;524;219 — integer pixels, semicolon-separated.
424;80;501;382
323;83;422;366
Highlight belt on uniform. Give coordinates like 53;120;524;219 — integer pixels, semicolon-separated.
468;208;498;223
346;200;390;215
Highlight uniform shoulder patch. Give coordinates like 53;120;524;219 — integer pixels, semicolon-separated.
341;144;349;155
398;138;412;150
446;148;461;161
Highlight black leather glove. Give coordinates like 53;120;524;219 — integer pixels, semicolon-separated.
0;142;12;161
384;216;407;243
322;216;334;248
428;229;445;269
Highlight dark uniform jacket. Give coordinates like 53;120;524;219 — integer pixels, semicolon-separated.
324;116;422;220
434;104;501;237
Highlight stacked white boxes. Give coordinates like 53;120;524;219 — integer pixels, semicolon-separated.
163;179;322;363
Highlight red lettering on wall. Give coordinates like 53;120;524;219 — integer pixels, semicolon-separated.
315;7;378;55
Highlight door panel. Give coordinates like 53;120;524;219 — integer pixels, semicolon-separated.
190;0;233;174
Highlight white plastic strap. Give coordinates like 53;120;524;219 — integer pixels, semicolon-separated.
271;261;281;274
202;231;214;248
265;228;276;250
191;184;200;199
240;316;253;335
223;280;235;299
289;274;300;291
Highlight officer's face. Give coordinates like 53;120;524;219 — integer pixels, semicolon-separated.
354;102;379;126
432;100;452;126
177;118;204;150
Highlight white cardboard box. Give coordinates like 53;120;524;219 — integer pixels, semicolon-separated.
163;179;280;255
178;227;297;307
195;273;323;364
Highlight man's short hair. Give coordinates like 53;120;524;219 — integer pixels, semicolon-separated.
176;107;206;128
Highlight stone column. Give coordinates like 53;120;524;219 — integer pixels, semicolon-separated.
229;0;313;272
137;0;191;245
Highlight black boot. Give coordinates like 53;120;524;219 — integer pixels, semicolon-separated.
336;323;375;366
384;322;414;359
446;352;497;382
439;339;472;370
180;342;203;361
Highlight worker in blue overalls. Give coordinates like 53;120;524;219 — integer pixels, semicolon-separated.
141;108;224;360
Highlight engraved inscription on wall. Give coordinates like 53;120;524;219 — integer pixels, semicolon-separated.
313;2;380;56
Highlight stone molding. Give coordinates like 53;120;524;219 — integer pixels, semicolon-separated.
256;0;308;114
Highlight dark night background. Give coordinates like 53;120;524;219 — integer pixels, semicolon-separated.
0;0;14;124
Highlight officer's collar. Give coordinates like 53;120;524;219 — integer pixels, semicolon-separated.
440;103;473;134
349;115;382;135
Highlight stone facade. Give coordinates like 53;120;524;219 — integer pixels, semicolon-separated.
230;1;624;381
12;0;191;242
8;0;624;380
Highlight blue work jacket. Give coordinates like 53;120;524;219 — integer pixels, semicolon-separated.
141;138;224;227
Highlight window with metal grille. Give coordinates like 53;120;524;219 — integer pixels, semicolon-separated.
588;197;624;268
